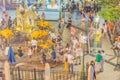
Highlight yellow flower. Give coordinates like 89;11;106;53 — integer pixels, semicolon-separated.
31;30;48;38
47;39;54;45
15;26;22;31
37;20;52;28
39;43;48;49
0;29;13;38
25;27;32;32
27;24;33;27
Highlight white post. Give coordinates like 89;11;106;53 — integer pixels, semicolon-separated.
45;63;50;80
4;61;10;80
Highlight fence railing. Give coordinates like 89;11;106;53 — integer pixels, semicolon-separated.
10;68;81;80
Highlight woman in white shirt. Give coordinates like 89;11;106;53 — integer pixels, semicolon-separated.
28;47;33;58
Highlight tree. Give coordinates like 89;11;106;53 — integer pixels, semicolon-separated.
96;0;120;8
96;0;120;20
96;0;120;34
98;6;120;20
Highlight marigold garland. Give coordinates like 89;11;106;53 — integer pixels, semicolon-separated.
37;20;52;28
15;26;22;31
0;29;13;38
39;39;54;49
31;30;48;38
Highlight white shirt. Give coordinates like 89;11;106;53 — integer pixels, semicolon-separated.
114;41;120;49
50;32;57;39
101;53;105;61
76;48;83;57
72;39;78;48
28;49;32;56
64;54;68;62
31;40;37;46
67;54;74;64
5;47;9;55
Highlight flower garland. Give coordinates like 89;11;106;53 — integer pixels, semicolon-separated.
39;39;54;48
37;20;52;28
0;29;13;38
31;30;48;38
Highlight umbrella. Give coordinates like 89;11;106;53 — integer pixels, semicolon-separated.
7;46;16;63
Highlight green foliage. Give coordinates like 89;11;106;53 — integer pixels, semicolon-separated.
96;0;120;8
97;0;120;20
98;6;120;20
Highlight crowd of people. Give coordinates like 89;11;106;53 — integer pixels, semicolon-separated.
0;0;120;80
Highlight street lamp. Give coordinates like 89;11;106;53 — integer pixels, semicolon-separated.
93;15;100;54
80;35;87;80
59;0;62;18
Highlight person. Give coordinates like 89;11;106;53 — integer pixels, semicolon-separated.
63;50;68;72
75;44;82;65
89;23;95;39
56;35;62;46
28;47;33;58
72;37;78;49
17;47;23;57
88;61;96;80
112;39;120;66
67;52;74;73
41;12;45;20
41;53;46;65
4;44;9;56
66;17;72;29
51;49;56;62
8;16;12;28
88;11;91;21
81;14;85;26
79;32;84;47
1;18;5;28
36;11;40;20
108;21;113;34
101;23;108;38
58;18;62;33
49;32;57;43
100;50;105;72
95;50;102;73
31;38;37;53
66;43;71;53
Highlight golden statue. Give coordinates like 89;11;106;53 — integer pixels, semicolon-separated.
15;4;37;32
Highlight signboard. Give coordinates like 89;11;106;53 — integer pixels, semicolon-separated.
11;0;22;3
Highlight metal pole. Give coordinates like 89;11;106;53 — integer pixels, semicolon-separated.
34;68;37;80
93;23;98;54
59;0;62;18
80;38;85;80
18;67;21;80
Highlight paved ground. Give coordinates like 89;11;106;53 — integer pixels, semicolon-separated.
50;12;120;80
51;55;120;80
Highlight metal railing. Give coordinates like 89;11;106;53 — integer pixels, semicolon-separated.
10;67;81;80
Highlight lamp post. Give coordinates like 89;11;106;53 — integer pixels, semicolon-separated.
80;35;87;80
59;0;62;18
93;15;100;54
